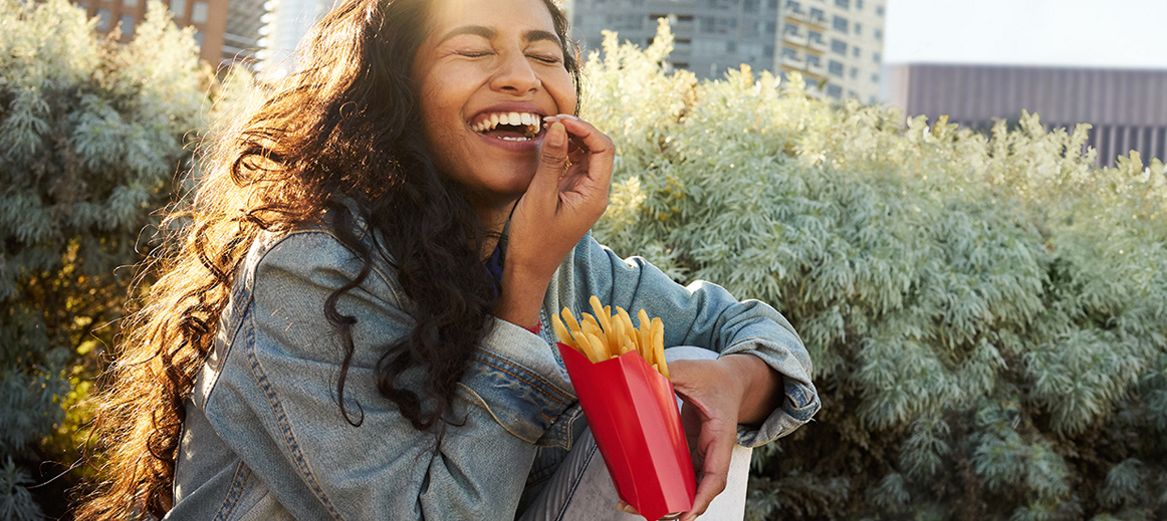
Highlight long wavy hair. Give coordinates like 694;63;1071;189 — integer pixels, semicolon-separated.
77;0;580;518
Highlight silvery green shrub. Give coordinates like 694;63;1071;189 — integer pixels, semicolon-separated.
585;21;1167;520
0;1;208;517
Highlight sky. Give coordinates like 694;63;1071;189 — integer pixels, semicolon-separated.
883;0;1167;69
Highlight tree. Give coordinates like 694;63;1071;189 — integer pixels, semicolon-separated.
0;1;209;517
585;21;1167;520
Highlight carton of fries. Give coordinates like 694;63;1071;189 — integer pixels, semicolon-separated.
554;297;696;521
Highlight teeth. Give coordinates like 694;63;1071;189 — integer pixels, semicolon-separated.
471;111;544;134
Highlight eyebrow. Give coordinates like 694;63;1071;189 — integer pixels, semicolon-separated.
437;25;562;46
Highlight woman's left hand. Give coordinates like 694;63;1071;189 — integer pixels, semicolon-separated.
668;357;747;521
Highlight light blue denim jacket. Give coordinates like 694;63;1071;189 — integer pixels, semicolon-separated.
165;215;820;520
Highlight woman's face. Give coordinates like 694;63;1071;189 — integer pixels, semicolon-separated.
412;0;577;206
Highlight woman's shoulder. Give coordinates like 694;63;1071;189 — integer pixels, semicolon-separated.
240;207;401;302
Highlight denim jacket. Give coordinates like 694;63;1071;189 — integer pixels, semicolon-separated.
165;216;820;520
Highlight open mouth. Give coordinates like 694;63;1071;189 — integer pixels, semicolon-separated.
470;111;544;142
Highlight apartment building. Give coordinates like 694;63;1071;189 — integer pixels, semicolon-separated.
776;0;885;102
568;0;886;101
885;63;1167;167
222;0;266;66
72;0;263;68
255;0;332;79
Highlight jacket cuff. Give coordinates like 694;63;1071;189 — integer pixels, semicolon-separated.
720;342;821;448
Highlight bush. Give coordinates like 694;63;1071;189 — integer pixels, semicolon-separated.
584;21;1167;520
0;1;209;517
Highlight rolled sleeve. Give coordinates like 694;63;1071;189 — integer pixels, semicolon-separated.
560;234;820;448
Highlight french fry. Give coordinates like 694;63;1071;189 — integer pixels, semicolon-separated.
637;309;652;358
552;313;575;349
651;317;669;378
555;298;671;378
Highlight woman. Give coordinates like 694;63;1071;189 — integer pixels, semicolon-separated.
80;0;820;519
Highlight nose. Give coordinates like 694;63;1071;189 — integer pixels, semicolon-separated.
490;49;540;95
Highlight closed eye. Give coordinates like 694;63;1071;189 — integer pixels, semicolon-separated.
456;49;494;58
528;54;561;64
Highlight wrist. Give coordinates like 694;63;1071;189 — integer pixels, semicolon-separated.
493;265;551;329
721;354;782;426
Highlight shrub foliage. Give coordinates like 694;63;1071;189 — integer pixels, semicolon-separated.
0;1;208;517
584;22;1167;520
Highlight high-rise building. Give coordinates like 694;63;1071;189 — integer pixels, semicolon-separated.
222;0;266;67
568;0;886;101
72;0;266;69
775;0;885;103
256;0;332;80
884;63;1167;167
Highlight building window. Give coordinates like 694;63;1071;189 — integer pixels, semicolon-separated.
768;0;778;9
119;14;134;35
782;47;798;59
785;0;801;10
764;44;774;57
194;30;204;47
871;72;880;83
876;5;885;16
856;0;864;8
852;47;860;57
849;66;858;78
123;0;138;7
875;28;883;40
784;23;799;34
873;51;882;63
826;84;842;98
834;0;849;8
830;39;846;55
169;0;186;18
807;55;821;67
810;7;824;20
726;41;737;52
191;1;207;23
832;15;848;32
809;30;823;43
96;8;111;31
854;22;862;35
828;60;843;76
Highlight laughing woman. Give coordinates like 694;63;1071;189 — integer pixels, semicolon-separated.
79;0;819;519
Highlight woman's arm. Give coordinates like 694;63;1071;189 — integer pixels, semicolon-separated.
202;231;573;520
559;233;820;446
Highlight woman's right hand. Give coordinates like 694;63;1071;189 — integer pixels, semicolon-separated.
507;115;615;279
493;115;614;329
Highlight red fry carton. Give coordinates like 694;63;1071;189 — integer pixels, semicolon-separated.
558;342;696;521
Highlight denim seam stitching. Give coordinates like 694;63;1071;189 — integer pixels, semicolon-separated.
474;351;573;405
454;382;539;444
553;440;600;521
246;316;344;521
212;461;250;521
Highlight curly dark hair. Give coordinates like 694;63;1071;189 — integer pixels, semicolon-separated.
77;0;580;518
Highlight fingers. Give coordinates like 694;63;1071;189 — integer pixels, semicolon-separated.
680;437;732;521
528;121;569;200
543;114;615;180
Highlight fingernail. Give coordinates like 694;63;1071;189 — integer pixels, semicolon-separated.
547;122;566;146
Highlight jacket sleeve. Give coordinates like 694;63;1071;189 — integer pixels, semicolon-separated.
206;231;573;520
561;234;820;448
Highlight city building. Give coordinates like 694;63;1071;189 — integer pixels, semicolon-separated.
884;63;1167;167
775;0;885;102
72;0;264;69
256;0;333;79
222;0;266;67
568;0;886;102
